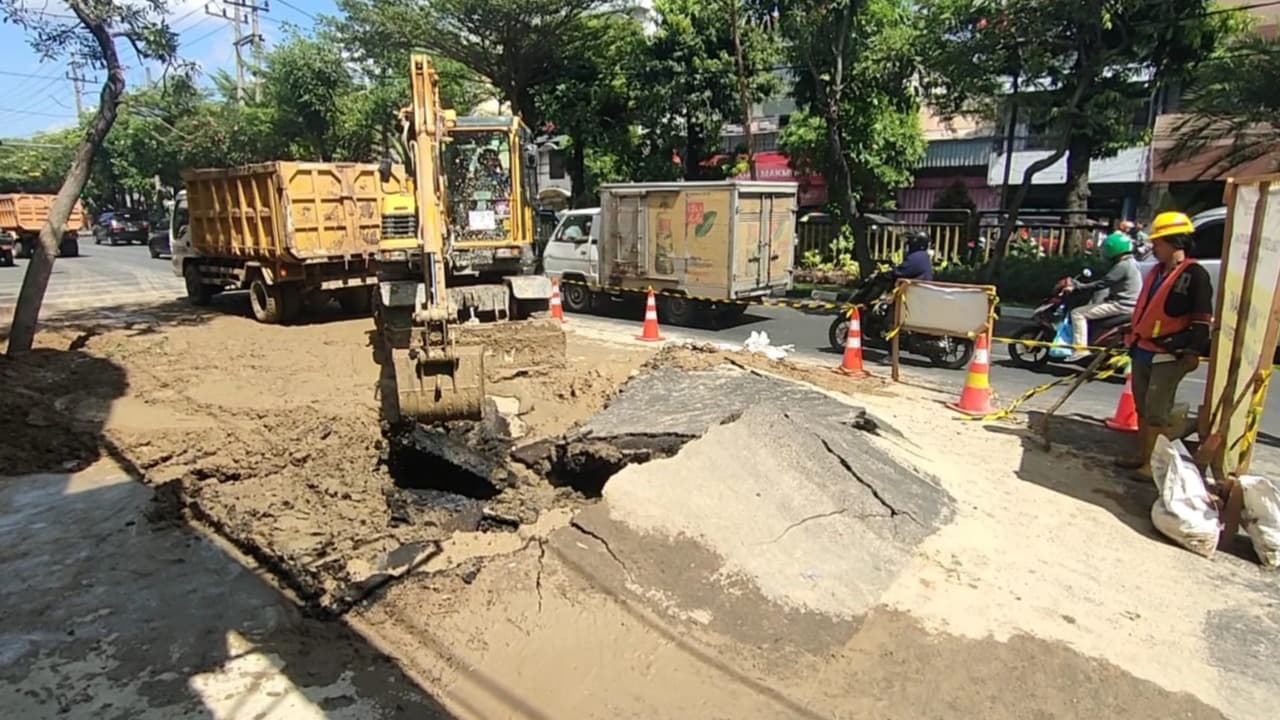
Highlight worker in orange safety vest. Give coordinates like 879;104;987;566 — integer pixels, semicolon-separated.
1115;211;1214;481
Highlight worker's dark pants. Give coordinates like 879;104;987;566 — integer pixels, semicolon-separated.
1131;356;1192;426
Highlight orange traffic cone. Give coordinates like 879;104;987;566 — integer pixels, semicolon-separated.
1104;368;1139;432
835;306;868;376
637;288;664;342
947;332;997;416
549;279;566;323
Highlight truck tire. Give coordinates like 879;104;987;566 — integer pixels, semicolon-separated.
16;237;34;259
249;277;285;323
657;294;699;327
0;249;13;267
337;287;373;315
561;281;593;313
184;264;212;306
59;235;79;257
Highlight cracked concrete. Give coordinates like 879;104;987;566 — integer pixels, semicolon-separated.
551;366;955;654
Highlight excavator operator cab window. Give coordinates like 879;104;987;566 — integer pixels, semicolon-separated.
445;130;514;239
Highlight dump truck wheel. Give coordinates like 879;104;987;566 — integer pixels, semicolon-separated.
184;264;212;306
337;287;373;315
249;278;285;323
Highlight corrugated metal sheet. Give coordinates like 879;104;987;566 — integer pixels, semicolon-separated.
919;138;995;169
897;176;1000;213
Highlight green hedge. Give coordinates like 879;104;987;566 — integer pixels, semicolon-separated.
937;255;1102;306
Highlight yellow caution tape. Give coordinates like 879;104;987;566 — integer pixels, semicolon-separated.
961;352;1132;422
1234;367;1274;465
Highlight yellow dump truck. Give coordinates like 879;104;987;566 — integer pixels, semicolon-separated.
0;193;85;262
172;161;391;323
554;181;797;325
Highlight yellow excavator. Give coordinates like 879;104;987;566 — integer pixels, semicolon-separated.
373;53;560;425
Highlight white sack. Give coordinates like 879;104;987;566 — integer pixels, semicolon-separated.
1149;435;1220;558
1239;475;1280;568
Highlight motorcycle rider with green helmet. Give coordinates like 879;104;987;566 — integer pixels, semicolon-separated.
1063;230;1143;362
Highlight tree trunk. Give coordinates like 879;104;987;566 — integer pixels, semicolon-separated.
824;106;871;276
6;9;125;356
729;0;755;180
1064;134;1092;255
568;139;587;208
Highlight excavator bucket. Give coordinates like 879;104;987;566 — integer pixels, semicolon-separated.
385;344;486;424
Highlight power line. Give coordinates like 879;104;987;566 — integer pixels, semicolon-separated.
274;0;316;21
0;106;78;118
0;69;63;81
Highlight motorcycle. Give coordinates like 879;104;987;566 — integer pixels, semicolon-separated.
1006;269;1129;369
827;270;975;370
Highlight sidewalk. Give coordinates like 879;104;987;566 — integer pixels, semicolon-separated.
0;461;452;719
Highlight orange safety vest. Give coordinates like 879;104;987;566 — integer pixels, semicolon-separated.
1126;259;1200;352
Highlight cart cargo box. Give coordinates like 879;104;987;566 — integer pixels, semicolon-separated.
597;181;797;300
181;161;388;263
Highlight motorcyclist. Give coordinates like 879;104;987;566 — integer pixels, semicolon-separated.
892;230;934;282
1062;231;1142;361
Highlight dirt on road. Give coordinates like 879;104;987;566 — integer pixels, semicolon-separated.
2;304;1274;719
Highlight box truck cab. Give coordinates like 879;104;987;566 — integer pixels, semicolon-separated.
542;207;601;312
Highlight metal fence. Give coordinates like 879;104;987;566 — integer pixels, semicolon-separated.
795;208;1121;268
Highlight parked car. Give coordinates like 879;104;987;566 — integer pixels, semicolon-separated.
93;209;151;245
148;227;171;259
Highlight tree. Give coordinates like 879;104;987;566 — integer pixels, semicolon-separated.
261;35;354;161
534;13;644;205
1163;34;1280;178
632;0;781;182
776;0;924;273
2;0;177;356
922;0;1229;271
330;0;607;122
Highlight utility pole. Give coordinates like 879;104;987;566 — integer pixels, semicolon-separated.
66;63;92;115
225;0;269;102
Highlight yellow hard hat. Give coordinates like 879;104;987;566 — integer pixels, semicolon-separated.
1148;211;1194;241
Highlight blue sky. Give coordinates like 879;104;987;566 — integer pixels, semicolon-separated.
0;0;336;137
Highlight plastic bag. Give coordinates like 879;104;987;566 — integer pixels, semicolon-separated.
1048;318;1073;360
1149;435;1220;558
1239;475;1280;568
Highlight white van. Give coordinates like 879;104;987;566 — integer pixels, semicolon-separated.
541;207;600;312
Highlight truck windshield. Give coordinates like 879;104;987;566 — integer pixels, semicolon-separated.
445;129;512;241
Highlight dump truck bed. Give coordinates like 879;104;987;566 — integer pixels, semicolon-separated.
181;161;388;263
0;194;85;233
597;181;797;299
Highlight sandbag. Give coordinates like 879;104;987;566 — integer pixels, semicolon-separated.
1149;435;1220;558
1239;475;1280;568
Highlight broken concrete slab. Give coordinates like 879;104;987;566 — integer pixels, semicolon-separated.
575;365;886;440
553;372;954;653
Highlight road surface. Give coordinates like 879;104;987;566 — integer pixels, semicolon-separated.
0;236;182;315
4;249;1277;475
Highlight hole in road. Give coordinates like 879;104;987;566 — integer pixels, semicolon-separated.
515;435;692;497
384;437;501;500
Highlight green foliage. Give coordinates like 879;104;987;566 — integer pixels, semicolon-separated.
938;254;1098;305
776;0;924;215
921;0;1231;164
630;0;782;181
1165;34;1280;177
262;35;354;161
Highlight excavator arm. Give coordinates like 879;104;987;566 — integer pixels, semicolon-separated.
375;54;485;424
